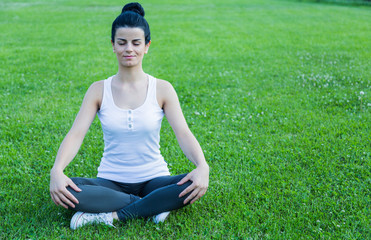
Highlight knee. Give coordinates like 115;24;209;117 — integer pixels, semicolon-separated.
181;180;192;189
65;186;82;211
70;177;83;186
65;185;93;212
66;186;79;198
178;181;193;198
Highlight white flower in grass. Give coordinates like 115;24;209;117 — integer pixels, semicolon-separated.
360;91;364;95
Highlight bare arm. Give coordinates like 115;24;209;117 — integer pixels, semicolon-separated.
158;80;209;204
50;81;103;209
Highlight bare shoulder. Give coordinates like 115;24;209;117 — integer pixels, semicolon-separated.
156;78;177;97
156;78;174;90
89;80;104;92
155;78;178;108
86;80;103;95
84;80;104;108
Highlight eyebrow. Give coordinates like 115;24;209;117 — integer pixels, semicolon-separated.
117;38;142;41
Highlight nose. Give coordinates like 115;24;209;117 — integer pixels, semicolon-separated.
125;43;133;52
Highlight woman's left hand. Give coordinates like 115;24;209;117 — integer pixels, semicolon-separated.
177;165;209;204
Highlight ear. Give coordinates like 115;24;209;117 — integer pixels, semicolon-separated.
111;40;115;52
144;40;151;54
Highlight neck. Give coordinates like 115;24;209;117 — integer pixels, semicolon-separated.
116;65;146;83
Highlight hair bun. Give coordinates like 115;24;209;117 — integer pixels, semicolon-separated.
122;2;145;17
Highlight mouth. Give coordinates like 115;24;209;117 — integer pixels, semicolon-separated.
124;55;135;59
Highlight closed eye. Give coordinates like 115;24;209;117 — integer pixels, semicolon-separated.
133;40;141;45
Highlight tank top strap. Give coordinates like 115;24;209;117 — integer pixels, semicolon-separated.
147;75;158;105
101;76;114;110
106;76;114;99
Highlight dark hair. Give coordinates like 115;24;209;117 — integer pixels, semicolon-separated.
111;2;151;44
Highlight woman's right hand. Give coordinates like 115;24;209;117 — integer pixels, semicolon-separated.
49;82;101;209
49;169;81;209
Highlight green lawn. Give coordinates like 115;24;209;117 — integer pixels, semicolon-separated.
1;0;370;239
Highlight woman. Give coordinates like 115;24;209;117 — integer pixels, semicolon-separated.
49;2;209;230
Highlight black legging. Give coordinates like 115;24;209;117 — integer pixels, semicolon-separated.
67;174;192;222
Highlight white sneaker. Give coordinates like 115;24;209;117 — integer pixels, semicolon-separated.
70;211;115;230
152;211;170;224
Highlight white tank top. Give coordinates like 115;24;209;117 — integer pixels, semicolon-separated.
96;75;170;183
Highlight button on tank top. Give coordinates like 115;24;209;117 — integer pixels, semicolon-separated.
97;75;170;183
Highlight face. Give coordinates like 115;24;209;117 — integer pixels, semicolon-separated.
112;27;150;68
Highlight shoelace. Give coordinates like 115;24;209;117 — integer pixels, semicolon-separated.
82;213;115;228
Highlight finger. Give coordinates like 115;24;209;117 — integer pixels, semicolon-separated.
184;188;201;205
59;201;69;209
50;192;57;205
68;180;82;192
183;186;199;204
190;189;206;204
177;174;191;186
179;183;195;198
53;194;69;209
63;189;80;204
58;193;76;209
59;202;69;209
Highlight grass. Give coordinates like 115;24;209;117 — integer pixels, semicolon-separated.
0;0;370;239
296;0;371;6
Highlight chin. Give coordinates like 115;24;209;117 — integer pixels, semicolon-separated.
122;63;137;68
120;61;135;67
